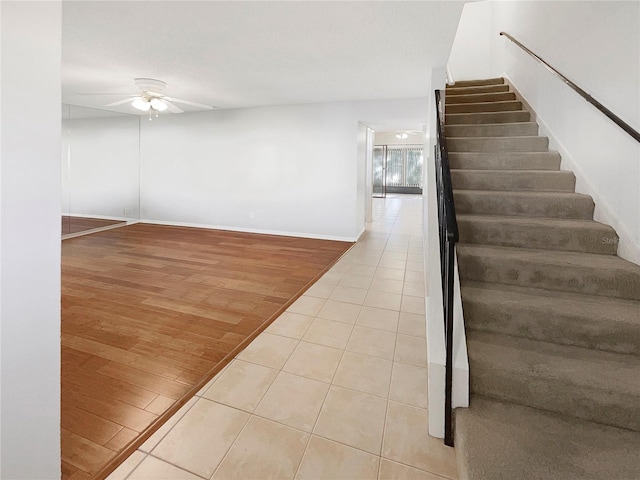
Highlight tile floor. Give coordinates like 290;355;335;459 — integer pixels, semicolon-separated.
107;195;458;480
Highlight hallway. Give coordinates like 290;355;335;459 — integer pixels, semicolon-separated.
107;195;458;480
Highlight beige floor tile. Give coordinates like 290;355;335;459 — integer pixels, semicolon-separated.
318;300;362;325
382;402;458;479
202;359;278;412
266;312;314;339
369;277;404;295
139;396;198;453
288;295;327;316
403;282;425;298
407;253;424;264
398;312;426;338
406;261;424;273
333;351;393;398
347;326;396;360
351;255;381;267
379;458;446;480
375;267;405;281
283;341;343;383
401;295;426;315
302;318;354;349
330;285;368;305
128;456;202;480
314;385;387;455
236;332;298;369
304;281;336;299
364;291;402;311
339;273;374;289
296;435;379;480
395;335;427;367
346;264;377;277
212;416;308;480
378;258;406;270
404;270;424;283
321;271;343;285
152;399;249;478
389;362;428;408
106;451;146;480
255;371;329;431
357;306;399;332
380;251;407;261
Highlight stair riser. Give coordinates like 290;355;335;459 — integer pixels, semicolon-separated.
446;92;516;104
447;101;522;114
449;152;560;171
457;220;618;254
451;78;505;88
445;123;538;137
451;171;575;192
468;351;640;432
445;84;510;96
462;294;640;356
457;252;640;301
448;137;549;153
453;192;594;219
446;111;531;125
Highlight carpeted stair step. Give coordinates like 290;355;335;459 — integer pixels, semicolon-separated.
451;169;574;191
446;100;522;114
466;331;640;431
457;215;617;254
455;395;640;480
447;136;549;153
460;281;640;355
449;77;505;88
449;152;560;171
453;190;594;219
446;111;531;125
456;244;640;301
445;92;516;104
445;122;538;138
445;84;510;96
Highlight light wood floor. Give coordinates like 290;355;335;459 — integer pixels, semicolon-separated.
62;216;126;235
61;223;352;479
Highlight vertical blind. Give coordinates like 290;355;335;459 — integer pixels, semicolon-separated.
385;146;423;188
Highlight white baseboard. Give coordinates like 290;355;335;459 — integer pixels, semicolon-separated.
139;219;358;243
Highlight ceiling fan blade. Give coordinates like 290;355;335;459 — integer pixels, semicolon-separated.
163;100;184;114
165;97;215;110
105;97;137;107
76;93;137;96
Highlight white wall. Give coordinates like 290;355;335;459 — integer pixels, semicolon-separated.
1;2;61;478
374;131;425;146
449;1;640;264
62;109;140;220
447;1;493;82
140;98;428;241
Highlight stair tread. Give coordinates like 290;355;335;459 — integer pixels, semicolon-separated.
457;243;638;272
455;395;640;480
451;168;571;174
446;122;538;128
457;214;613;230
461;280;640;322
448;77;505;87
454;189;589;199
468;330;640;397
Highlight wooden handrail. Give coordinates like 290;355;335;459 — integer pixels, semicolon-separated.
500;32;640;143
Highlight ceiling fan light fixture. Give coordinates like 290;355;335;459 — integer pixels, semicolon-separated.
150;98;168;112
396;132;409;139
132;97;151;111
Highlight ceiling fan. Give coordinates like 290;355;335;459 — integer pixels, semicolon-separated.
93;78;215;116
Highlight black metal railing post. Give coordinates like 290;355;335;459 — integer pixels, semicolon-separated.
434;89;459;447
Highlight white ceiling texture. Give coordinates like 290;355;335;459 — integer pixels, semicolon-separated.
62;1;464;117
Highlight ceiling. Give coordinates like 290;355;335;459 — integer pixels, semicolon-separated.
62;1;465;116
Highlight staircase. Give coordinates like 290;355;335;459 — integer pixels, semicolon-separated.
446;78;640;479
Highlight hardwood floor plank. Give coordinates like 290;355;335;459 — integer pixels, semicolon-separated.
62;223;352;478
